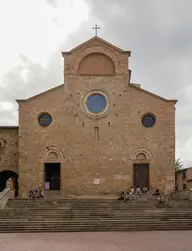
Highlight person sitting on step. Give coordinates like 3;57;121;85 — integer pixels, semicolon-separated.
136;186;141;195
130;186;135;195
30;189;36;199
152;189;160;196
123;191;130;201
142;187;148;193
39;189;45;198
118;191;125;201
33;189;38;198
129;187;136;199
157;195;168;206
28;189;33;198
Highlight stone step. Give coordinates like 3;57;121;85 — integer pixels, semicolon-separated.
6;201;157;205
1;210;192;215
2;208;192;212
6;202;148;205
0;224;192;233
0;222;191;226
1;216;192;220
7;200;191;203
2;212;192;215
0;222;192;228
1;213;192;216
6;201;192;206
4;208;165;212
4;207;192;211
8;198;154;201
3;204;190;207
4;205;192;209
5;200;157;203
1;213;192;217
1;218;192;223
0;227;192;233
5;204;169;208
6;203;158;207
6;206;191;210
2;198;192;233
6;202;157;205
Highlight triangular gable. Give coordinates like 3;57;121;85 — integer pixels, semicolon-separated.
62;36;131;56
129;83;177;104
16;84;64;103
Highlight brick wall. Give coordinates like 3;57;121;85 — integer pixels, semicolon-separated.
176;167;192;191
17;37;176;196
0;127;18;174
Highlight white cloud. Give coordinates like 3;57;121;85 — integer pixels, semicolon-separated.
0;101;14;111
0;0;192;163
0;0;89;77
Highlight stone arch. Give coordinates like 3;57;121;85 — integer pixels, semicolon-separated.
47;151;58;159
132;147;153;161
40;145;64;163
136;153;147;160
78;52;115;76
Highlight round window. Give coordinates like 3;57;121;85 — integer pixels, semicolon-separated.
142;114;156;128
38;113;52;126
86;93;107;114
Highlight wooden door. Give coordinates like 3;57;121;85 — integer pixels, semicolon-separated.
133;164;149;189
45;163;61;191
50;170;60;190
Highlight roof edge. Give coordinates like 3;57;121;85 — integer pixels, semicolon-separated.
129;83;178;104
62;36;131;56
16;84;64;103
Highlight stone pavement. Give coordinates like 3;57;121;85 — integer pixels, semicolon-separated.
0;231;192;251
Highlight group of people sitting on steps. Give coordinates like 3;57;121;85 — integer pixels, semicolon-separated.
152;188;168;205
118;186;148;201
118;187;168;205
28;188;45;199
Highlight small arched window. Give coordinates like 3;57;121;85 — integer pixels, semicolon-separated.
78;53;115;76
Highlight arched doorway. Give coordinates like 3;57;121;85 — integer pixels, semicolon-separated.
0;170;19;197
40;146;64;191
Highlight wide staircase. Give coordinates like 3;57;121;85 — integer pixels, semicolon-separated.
0;194;192;232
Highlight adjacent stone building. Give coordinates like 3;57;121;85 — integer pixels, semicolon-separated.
176;167;192;191
0;126;18;193
0;36;177;197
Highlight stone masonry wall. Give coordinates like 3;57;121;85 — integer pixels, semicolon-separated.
17;38;176;196
0;127;18;174
18;85;176;196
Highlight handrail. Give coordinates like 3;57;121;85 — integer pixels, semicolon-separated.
0;188;14;209
0;188;12;200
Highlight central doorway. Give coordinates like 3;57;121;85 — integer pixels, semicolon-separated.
133;163;149;189
44;163;61;190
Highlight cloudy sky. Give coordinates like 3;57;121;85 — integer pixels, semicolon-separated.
0;0;191;166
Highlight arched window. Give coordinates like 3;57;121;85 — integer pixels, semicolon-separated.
136;153;147;160
78;53;115;76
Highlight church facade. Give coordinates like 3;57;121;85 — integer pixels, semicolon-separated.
0;36;177;197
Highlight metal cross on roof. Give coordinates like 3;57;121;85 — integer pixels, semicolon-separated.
93;24;100;36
